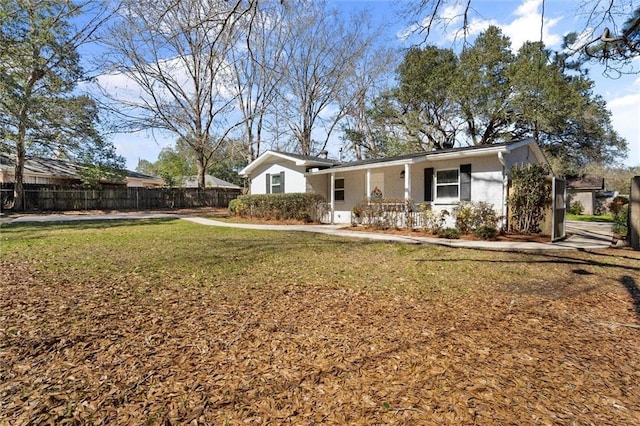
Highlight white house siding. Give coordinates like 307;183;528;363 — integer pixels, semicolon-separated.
249;161;307;194
332;170;365;224
415;155;505;224
503;145;538;169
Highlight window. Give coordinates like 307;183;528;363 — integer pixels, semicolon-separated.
426;164;471;203
436;169;459;201
266;172;284;193
334;178;345;201
271;173;282;193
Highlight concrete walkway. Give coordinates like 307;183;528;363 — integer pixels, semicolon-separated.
2;213;614;251
183;217;615;251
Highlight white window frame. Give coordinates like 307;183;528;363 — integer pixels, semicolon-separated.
435;168;460;203
270;173;282;193
334;177;345;202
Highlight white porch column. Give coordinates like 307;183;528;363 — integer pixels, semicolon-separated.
404;164;411;200
330;173;335;224
366;169;371;201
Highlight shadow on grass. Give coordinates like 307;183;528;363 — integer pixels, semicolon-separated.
416;248;640;320
620;275;640;320
414;249;640;273
0;218;180;231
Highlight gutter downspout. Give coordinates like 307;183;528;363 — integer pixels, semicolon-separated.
366;169;371;203
330;173;335;224
404;164;410;200
497;151;508;231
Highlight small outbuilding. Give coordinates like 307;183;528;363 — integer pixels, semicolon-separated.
566;176;605;215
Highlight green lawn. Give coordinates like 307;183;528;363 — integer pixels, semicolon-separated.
1;219;639;424
566;213;614;222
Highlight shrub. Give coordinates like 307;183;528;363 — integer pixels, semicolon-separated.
438;227;460;239
228;198;240;215
612;205;628;236
420;204;448;234
474;225;498;240
508;164;551;234
452;201;498;233
610;196;629;215
567;200;584;215
229;193;327;222
453;202;475;233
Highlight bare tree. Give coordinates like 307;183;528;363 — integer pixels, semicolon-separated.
274;1;380;156
230;0;287;161
340;46;398;160
101;0;258;188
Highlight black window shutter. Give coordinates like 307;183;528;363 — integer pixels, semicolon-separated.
460;164;471;201
265;173;271;194
424;167;434;202
280;171;285;193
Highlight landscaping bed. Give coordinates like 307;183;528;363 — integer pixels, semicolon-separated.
1;220;639;424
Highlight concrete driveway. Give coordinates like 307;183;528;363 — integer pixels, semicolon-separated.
556;220;615;249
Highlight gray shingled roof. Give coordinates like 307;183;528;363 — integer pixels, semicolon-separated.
0;154;160;181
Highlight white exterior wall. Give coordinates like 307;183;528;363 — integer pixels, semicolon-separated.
420;154;505;226
323;170;363;224
306;155;510;225
503;145;538;169
249;161;307;194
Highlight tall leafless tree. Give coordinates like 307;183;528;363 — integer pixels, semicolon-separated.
229;0;288;161
101;0;258;188
273;1;380;156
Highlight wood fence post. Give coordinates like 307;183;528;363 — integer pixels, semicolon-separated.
630;176;640;250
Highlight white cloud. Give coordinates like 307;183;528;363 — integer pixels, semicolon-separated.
401;0;564;51
500;0;563;50
440;4;466;27
606;76;640;166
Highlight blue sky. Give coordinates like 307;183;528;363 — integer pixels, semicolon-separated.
103;0;639;168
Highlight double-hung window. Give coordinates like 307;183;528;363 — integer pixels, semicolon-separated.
334;178;345;202
266;171;284;194
270;173;282;193
435;169;459;201
425;164;471;203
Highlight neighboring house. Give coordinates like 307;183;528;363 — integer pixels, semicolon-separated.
181;174;242;189
566;176;605;215
240;138;549;224
0;154;163;187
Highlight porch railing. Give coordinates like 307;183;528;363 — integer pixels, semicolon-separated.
351;199;432;229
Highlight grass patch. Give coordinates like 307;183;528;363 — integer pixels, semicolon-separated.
566;213;614;222
1;219;639;424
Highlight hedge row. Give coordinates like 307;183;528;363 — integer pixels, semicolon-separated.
229;193;327;222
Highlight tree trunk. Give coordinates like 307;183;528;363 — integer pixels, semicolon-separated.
14;103;29;211
13;151;25;211
196;156;206;189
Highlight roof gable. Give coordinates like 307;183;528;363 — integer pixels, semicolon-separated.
239;150;341;176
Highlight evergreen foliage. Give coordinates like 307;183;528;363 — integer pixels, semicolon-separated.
508;164;551;234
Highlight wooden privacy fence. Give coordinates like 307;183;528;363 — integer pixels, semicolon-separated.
1;185;241;212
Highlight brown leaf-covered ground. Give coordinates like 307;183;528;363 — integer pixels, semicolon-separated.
1;218;639;425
